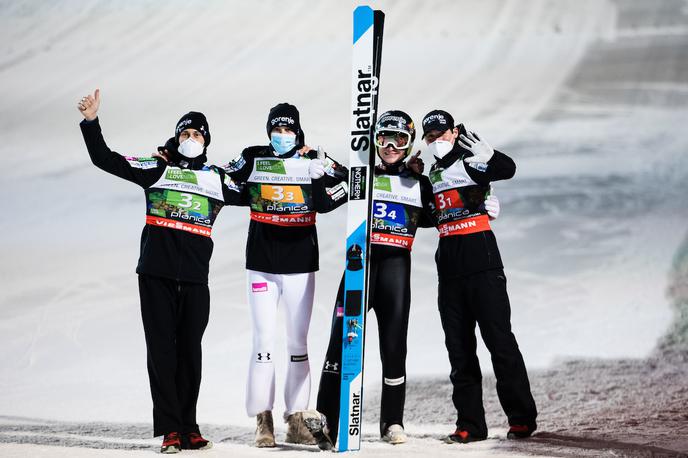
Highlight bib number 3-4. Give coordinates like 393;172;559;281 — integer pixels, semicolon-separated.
373;202;405;223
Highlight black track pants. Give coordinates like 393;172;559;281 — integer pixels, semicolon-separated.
138;274;210;437
437;269;537;437
317;250;411;443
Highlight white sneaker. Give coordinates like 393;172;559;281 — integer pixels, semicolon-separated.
382;424;407;444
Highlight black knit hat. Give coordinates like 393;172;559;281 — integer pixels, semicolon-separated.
266;103;301;138
175;111;211;146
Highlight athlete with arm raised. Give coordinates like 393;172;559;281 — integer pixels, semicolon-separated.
78;89;242;454
422;109;537;444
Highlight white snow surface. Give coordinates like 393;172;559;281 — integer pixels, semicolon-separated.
1;0;688;455
0;439;534;458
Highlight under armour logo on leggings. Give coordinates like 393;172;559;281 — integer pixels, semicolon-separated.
257;352;271;362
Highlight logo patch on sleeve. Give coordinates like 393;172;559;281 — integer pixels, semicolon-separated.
467;162;488;172
125;156;158;169
224;175;242;192
252;282;268;292
224;155;246;172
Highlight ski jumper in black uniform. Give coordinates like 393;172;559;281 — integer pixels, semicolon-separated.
316;163;435;443
224;144;346;275
80;115;243;438
429;128;537;439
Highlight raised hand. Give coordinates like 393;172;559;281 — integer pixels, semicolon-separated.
308;146;327;179
297;144;312;156
77;89;101;121
460;131;494;164
152;150;170;162
406;151;424;174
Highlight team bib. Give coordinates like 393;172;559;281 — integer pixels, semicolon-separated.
371;174;423;250
145;166;224;237
430;160;491;237
246;157;316;226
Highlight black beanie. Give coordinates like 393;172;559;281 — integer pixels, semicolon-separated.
175;111;211;146
266;103;301;138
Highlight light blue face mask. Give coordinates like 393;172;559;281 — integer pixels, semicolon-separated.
271;132;297;155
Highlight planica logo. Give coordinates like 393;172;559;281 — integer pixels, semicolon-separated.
256;159;286;175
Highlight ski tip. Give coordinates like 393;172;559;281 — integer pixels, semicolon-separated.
353;6;374;44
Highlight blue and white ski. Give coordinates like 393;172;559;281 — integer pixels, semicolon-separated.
338;5;384;452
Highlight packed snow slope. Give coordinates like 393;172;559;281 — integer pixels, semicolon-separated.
1;0;687;432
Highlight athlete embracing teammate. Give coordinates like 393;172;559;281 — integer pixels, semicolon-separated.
311;111;435;449
421;110;538;443
78;89;241;454
223;103;348;447
305;111;501;449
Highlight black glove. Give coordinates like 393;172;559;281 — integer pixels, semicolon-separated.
332;163;349;182
157;137;178;155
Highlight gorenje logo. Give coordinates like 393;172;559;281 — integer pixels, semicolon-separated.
176;118;192;134
378;114;410;130
256;159;287;174
271;116;295;126
350;166;367;200
349;391;361;436
423;113;446;126
350;68;378;152
166;168;198;184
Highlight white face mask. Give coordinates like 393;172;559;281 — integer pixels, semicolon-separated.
427;139;453;159
178;138;204;158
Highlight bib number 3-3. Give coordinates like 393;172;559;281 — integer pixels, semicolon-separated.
262;185;305;203
270;186;295;201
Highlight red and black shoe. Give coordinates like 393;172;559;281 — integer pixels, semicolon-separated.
445;429;487;444
507;424;536;439
182;432;213;450
160;432;182;454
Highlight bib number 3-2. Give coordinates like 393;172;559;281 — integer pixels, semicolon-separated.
178;192;202;210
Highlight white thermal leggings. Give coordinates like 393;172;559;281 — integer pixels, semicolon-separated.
245;270;315;418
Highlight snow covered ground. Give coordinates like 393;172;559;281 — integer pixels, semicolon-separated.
1;0;687;456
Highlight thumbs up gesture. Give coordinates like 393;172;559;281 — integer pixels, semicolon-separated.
77;89;101;121
309;146;327;179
